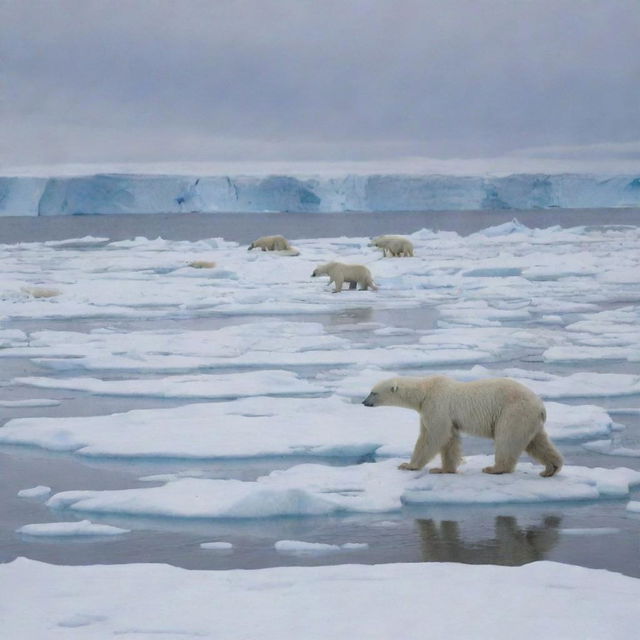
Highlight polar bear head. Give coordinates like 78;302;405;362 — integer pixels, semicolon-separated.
311;262;334;277
362;378;404;407
363;376;433;411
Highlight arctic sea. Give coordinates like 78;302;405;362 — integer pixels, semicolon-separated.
1;209;639;579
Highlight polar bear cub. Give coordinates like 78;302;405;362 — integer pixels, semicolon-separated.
311;262;377;293
248;235;292;251
363;375;563;477
371;235;414;257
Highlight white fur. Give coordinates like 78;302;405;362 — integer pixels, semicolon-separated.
371;235;414;257
311;262;377;293
248;235;292;251
363;375;563;477
21;286;61;298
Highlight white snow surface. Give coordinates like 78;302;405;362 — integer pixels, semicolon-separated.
17;519;129;537
17;485;51;498
0;223;638;326
274;540;368;553
2;558;639;639
0;396;614;460
44;458;640;519
200;541;233;550
15;370;321;400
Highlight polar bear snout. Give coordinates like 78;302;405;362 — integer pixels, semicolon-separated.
362;392;378;407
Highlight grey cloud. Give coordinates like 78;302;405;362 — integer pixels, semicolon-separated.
1;0;639;165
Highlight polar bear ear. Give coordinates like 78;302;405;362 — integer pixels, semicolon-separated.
390;383;399;393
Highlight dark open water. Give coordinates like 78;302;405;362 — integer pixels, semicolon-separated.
1;209;639;576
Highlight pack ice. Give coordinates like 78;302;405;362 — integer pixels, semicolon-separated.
3;558;639;639
44;458;640;519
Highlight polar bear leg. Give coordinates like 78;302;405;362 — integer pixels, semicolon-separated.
429;432;462;474
483;409;540;474
526;431;563;477
332;276;344;293
349;281;357;290
399;420;452;471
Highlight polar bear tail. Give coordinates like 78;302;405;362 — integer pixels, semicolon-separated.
526;431;563;477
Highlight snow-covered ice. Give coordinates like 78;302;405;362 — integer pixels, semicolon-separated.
0;396;615;459
583;440;640;457
15;370;322;400
44;457;640;520
0;398;61;408
17;485;51;499
17;520;129;537
275;540;368;553
2;558;639;639
200;541;233;550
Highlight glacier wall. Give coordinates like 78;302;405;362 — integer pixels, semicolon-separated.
1;173;639;216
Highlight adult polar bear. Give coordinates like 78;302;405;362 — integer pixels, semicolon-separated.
363;375;563;477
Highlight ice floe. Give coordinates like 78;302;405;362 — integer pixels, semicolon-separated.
14;370;322;400
2;558;639;639
17;520;129;537
200;541;233;550
43;457;640;520
0;395;615;460
17;485;51;498
583;440;640;457
275;540;368;553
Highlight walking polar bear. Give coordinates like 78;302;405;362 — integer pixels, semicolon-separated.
311;262;377;293
248;235;300;255
363;375;563;477
371;235;414;257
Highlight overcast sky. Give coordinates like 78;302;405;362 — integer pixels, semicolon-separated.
1;0;639;166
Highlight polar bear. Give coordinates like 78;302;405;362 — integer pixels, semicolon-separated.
21;286;61;298
371;235;414;257
362;375;563;477
248;235;292;252
311;262;377;293
188;260;217;269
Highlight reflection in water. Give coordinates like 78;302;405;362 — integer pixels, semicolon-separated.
416;515;561;566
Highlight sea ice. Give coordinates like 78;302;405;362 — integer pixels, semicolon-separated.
0;395;613;460
200;541;233;550
17;485;51;498
14;370;322;400
2;558;639;639
44;457;640;520
275;540;368;553
17;519;129;537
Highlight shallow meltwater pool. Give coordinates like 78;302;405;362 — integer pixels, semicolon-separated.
1;211;639;577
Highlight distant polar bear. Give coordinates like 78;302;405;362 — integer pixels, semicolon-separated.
248;235;292;252
371;235;414;257
187;260;217;269
21;286;61;298
363;375;563;477
311;262;377;293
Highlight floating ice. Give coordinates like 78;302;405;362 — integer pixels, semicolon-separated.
2;558;639;639
17;519;129;537
44;457;640;520
559;528;619;536
275;540;368;553
0;399;61;408
583;440;640;457
200;541;233;550
0;394;612;460
17;485;51;499
15;370;322;400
